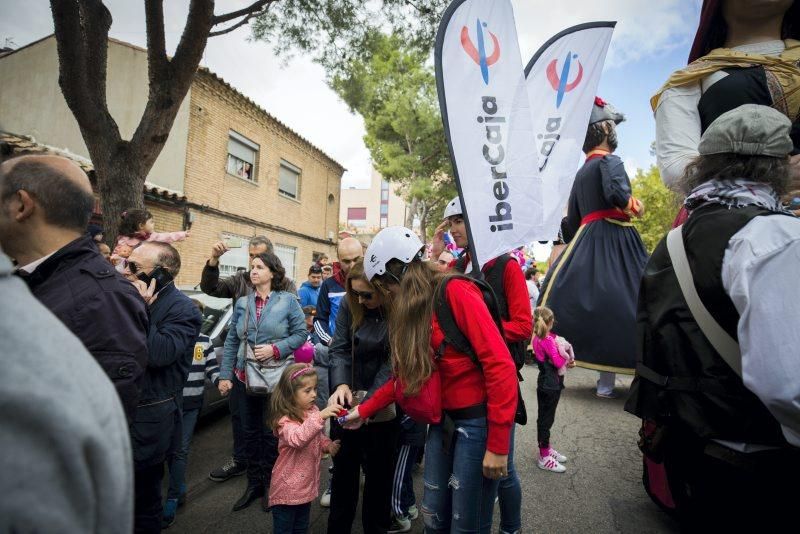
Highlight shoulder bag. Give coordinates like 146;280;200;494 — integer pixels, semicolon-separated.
243;296;295;396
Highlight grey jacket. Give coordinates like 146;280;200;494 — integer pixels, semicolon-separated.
221;291;307;380
0;252;133;533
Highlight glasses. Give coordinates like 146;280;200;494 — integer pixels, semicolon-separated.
350;289;374;300
122;259;142;274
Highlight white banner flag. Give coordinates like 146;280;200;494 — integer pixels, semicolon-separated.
524;22;615;240
435;0;542;272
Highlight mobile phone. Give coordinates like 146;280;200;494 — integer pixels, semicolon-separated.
137;266;174;292
224;237;243;248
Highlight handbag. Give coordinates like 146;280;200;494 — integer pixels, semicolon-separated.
351;337;395;423
242;295;294;396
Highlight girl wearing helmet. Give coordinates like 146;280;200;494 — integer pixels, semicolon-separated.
351;226;518;532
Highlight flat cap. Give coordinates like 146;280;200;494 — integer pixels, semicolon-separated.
698;104;793;157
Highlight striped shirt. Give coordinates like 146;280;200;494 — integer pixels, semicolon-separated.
182;334;221;412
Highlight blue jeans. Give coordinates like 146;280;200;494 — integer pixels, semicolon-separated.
497;424;521;533
422;417;499;533
272;503;311;534
167;407;200;500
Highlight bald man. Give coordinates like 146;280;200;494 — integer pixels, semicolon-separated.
0;155;149;419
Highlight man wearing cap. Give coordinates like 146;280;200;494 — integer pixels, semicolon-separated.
537;98;648;397
625;104;800;530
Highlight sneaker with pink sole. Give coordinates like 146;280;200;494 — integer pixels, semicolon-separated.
537;455;566;473
549;449;568;463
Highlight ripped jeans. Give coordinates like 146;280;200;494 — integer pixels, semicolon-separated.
422;417;499;533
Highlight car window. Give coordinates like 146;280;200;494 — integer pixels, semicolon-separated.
200;307;226;336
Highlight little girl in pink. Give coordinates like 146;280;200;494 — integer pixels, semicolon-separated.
111;208;189;266
532;306;572;473
268;364;342;534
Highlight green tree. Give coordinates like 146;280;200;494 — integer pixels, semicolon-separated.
330;32;454;240
631;165;681;253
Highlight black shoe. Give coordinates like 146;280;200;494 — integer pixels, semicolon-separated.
209;458;246;482
232;485;263;512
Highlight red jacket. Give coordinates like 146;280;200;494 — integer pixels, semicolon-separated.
359;278;518;454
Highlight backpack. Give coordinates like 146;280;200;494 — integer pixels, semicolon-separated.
435;275;528;425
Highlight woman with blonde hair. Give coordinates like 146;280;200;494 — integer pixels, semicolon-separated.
325;260;398;534
346;227;518;533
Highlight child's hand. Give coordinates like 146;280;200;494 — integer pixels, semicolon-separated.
342;407;364;430
320;403;343;419
567;360;576;368
327;439;341;457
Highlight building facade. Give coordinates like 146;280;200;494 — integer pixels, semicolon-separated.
339;169;409;241
0;36;344;286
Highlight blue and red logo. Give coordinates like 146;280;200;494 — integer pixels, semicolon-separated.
461;19;501;85
546;51;583;108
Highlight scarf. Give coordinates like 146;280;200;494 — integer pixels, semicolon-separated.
684;179;787;213
651;39;800;112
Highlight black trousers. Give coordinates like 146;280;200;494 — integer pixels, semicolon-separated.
132;399;181;534
327;419;400;534
536;383;562;448
233;378;278;489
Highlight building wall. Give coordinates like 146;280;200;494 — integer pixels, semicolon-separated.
340;169;408;236
181;71;342;284
0;36;190;193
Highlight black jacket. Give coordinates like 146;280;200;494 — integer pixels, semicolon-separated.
329;299;392;401
199;261;297;305
140;283;202;403
24;235;149;419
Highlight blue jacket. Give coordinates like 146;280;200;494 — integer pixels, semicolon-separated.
313;274;346;345
140;283;202;402
298;280;320;308
221;291;307;380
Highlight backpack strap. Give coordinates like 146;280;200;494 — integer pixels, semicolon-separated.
483;254;512;319
434;275;505;369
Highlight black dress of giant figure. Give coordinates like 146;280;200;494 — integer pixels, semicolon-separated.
539;101;648;374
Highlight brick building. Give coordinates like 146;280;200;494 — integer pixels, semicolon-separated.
0;36;344;286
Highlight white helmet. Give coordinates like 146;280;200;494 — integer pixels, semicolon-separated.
443;196;463;220
364;226;424;281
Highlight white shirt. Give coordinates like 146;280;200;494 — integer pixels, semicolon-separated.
722;214;800;447
17;252;56;274
654;40;787;193
526;279;539;308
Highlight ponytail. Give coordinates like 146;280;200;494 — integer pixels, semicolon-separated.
533;306;554;339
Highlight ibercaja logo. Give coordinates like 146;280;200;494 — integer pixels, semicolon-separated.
546;51;583;108
460;18;501;85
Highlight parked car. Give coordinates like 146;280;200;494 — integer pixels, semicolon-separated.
182;290;234;416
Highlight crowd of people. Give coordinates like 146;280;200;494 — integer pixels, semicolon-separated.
1;1;799;533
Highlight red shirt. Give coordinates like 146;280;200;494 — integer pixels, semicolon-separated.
360;278;517;454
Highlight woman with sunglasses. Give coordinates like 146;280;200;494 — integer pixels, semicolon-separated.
326;260;399;534
350;226;517;533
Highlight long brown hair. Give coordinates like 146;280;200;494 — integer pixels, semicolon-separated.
268;363;318;431
386;260;449;395
345;260;385;331
533;306;555;339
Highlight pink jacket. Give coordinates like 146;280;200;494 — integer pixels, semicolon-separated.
111;231;189;262
269;407;332;507
532;333;568;370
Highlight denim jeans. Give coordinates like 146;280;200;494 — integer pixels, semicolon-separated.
271;503;311;534
422;417;499;533
497;424;521;534
166;407;200;500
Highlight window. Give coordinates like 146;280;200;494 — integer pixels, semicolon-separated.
380;216;388;228
347;207;367;228
275;244;297;281
381;189;389;201
380;203;389;215
278;160;301;200
219;234;250;277
226;131;259;182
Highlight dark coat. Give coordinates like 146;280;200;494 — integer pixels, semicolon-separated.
139;283;202;402
24;235;149;419
199;261;297;305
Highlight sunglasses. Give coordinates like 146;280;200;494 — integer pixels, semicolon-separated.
350;289;375;300
122;259;143;274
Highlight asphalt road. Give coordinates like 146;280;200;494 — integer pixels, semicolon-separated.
168;366;679;534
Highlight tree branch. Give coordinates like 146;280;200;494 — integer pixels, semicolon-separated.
212;0;271;24
144;0;169;90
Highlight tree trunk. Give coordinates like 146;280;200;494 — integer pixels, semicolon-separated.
419;200;429;244
91;144;146;247
405;196;418;229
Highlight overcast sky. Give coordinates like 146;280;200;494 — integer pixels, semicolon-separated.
0;1;700;188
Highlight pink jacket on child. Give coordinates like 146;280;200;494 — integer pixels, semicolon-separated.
532;333;569;370
111;231;188;264
269;406;332;507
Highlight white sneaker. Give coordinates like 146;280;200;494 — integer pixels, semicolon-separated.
549;448;568;463
537;455;566;473
320;487;331;507
407;504;418;520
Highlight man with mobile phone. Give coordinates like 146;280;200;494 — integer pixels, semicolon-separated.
123;242;202;532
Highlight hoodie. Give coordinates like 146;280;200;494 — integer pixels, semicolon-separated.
298;280;321;308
